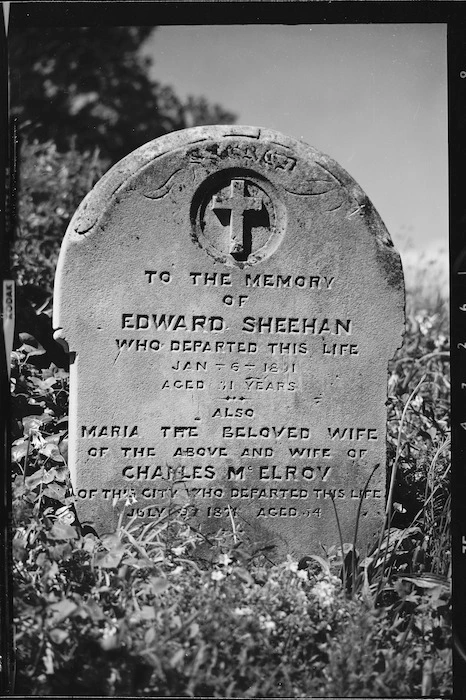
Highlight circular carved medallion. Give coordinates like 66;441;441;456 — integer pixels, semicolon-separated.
191;171;285;267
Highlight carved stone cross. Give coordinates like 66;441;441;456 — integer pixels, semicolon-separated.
211;179;263;255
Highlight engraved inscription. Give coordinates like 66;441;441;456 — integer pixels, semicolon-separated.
99;263;376;537
55;127;404;556
245;274;335;290
188;142;297;172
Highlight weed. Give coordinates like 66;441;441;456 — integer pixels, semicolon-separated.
10;148;451;695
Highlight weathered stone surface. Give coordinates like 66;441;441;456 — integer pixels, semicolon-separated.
53;125;405;558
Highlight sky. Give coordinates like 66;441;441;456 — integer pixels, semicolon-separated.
143;24;448;294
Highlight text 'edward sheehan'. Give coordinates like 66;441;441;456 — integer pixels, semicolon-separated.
121;314;352;335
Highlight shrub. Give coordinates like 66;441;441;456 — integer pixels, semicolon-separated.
10;151;451;694
12;138;106;299
12;494;451;697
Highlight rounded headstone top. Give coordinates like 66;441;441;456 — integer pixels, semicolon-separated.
66;125;395;252
54;124;404;350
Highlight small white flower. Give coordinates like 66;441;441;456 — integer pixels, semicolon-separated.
258;614;276;632
56;507;76;525
42;644;54;675
297;569;308;581
102;623;118;640
233;606;253;616
262;619;276;632
218;553;233;566
415;313;434;335
311;580;336;608
171;565;184;576
437;333;447;348
286;560;298;573
388;372;399;393
172;545;185;556
211;570;225;581
31;431;46;449
99;623;119;650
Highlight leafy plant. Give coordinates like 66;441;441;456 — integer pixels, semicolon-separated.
12;139;105;299
10;234;451;696
10;26;237;164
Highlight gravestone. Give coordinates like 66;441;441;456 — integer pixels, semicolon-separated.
53;125;404;557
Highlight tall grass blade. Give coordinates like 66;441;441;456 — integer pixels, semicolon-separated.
351;463;379;595
329;494;346;592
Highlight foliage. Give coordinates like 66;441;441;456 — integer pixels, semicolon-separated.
387;295;450;577
10;26;237;343
9;21;450;697
9;27;236;164
10;285;451;697
12;499;451;697
13;139;105;300
10;139;105;369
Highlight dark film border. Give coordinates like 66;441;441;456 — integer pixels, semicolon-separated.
1;1;15;696
449;16;466;698
1;2;464;698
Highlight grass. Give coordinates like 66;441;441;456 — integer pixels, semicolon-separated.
9;276;451;697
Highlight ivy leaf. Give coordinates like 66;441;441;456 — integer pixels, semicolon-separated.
22;415;45;432
44;561;59;580
100;533;122;550
29;376;57;392
58;438;68;462
400;574;450;591
170;648;185;668
233;568;255;586
40;443;65;462
140;606;156;620
144;627;156;645
94;549;125;569
82;535;99;553
95;534;126;568
52;467;68;484
49;628;69;644
80;599;105;621
42;467;58;483
52;367;69;381
150;577;170;595
44;434;60;444
49;520;78;540
55;506;76;524
189;621;200;638
25;471;44;490
12;440;29;462
121;555;142;567
49;542;73;561
18;336;46;358
43;482;67;501
47;599;78;625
